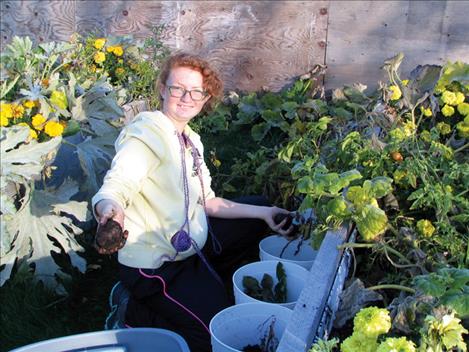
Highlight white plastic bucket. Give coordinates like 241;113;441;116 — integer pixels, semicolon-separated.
259;235;317;270
232;260;308;309
210;302;292;352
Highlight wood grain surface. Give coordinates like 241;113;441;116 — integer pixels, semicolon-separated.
1;0;328;92
2;1;469;91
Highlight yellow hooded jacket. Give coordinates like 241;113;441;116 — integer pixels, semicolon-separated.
92;110;215;269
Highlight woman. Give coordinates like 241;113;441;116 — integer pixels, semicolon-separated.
92;53;292;352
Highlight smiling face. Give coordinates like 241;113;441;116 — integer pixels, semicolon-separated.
160;66;210;132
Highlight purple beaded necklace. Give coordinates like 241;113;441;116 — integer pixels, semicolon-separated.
161;131;222;285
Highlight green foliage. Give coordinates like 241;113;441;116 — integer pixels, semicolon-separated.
0;33;169;289
413;268;469;318
242;262;287;303
308;338;339;352
419;312;468;352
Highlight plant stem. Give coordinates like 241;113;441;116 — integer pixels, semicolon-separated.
367;284;415;294
454;142;469;154
338;242;412;265
455;189;469;198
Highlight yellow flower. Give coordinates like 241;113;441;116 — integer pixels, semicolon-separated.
389;85;402;100
416;219;435;238
44;120;64;137
1;102;13;119
436;122;451;135
94;51;106;64
353;307;391;338
23;100;35;109
456;118;469;138
0;115;8;126
18;122;38;139
457;102;469;116
441;104;455;117
106;46;115;53
32;113;46;130
112;46;124;56
341;333;378;352
420;106;432;117
377;337;416;352
93;38;106;50
11;104;24;118
89;64;97;72
454;91;465;105
402;120;416;137
11;103;25;118
50;90;68;110
402;79;409;86
393;170;407;184
420;130;432;142
118;59;123;64
441;91;457;106
115;67;125;75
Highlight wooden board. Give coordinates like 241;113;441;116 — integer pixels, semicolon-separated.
1;0;329;92
326;0;469;90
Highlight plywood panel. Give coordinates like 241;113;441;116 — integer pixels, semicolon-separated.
326;0;469;90
0;0;76;48
1;0;328;92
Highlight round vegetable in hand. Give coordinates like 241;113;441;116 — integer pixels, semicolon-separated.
94;219;128;254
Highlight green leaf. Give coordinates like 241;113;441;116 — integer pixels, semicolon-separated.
282;101;298;119
401;64;441;108
260;92;283;110
353;204;388;242
62;120;80;137
261;109;284;126
413;272;449;298
329;169;362;194
222;183;237;193
79;81;123;121
251;122;270;141
437;268;469;289
1;179;89;289
1;126;62;182
343;83;370;104
435;61;469;92
0;74;20;99
382;52;405;75
274;262;287;303
261;273;274;290
4;36;33;58
76;133;117;196
369;176;393;198
440;286;469;318
302;99;328;116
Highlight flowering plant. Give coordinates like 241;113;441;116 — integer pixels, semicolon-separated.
0;33;168;289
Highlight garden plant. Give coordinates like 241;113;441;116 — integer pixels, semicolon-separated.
0;31;467;352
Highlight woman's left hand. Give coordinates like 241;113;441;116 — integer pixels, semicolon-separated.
263;206;295;237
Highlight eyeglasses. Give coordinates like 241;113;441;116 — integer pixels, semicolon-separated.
167;86;208;101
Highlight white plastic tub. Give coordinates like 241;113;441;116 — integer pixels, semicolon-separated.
210;302;292;352
232;260;308;309
259;235;317;270
10;328;190;352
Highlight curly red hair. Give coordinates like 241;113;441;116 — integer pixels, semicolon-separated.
156;53;223;112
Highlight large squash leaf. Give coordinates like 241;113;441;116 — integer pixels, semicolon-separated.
76;132;118;196
1;125;62;182
0;179;90;288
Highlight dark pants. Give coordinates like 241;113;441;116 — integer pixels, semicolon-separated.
119;196;270;352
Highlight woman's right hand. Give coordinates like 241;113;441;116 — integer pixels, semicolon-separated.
95;199;125;229
94;199;127;254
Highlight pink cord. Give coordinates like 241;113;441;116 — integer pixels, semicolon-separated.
138;268;211;334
